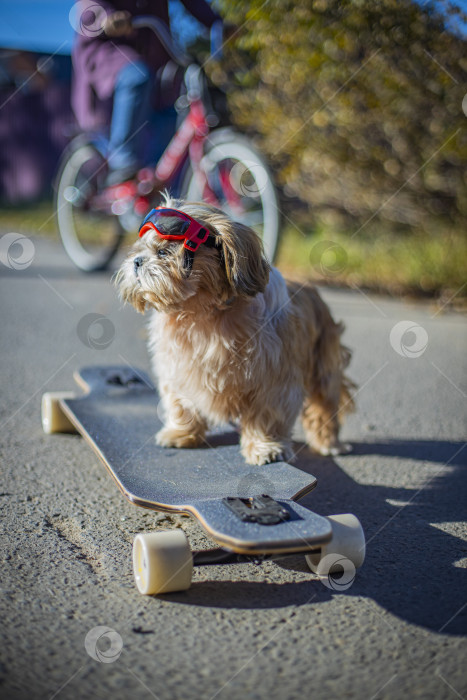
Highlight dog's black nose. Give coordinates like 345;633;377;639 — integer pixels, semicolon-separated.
133;256;145;274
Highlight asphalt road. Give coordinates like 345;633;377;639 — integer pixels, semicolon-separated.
1;234;466;700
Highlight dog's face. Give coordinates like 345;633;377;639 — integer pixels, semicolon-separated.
116;199;270;313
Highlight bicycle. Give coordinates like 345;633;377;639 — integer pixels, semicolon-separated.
55;16;280;272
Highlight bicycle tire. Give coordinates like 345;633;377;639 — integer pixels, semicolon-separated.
181;134;281;263
55;140;124;272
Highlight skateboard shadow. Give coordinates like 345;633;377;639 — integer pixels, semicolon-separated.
159;579;333;609
160;439;466;635
290;438;467;635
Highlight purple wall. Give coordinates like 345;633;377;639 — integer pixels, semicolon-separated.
0;51;75;203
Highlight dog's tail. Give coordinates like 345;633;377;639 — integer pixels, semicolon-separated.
313;315;356;420
337;333;356;419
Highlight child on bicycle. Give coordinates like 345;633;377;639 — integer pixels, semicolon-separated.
71;0;221;185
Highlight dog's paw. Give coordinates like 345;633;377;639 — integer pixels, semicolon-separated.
317;441;352;456
155;427;204;449
241;440;294;466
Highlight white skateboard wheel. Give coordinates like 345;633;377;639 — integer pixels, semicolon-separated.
305;514;365;575
41;393;77;434
133;530;193;595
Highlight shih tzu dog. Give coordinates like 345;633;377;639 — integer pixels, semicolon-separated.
116;195;355;466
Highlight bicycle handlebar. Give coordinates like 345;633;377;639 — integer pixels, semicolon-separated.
131;16;191;67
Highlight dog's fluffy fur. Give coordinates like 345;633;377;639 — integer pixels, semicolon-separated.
116;196;355;466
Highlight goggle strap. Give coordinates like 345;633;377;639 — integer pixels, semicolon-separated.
204;235;218;248
183;249;195;277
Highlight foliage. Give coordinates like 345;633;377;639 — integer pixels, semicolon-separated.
214;0;467;236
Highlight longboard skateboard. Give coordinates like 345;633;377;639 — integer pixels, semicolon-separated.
42;366;365;595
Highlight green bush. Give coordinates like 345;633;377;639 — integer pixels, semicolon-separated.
216;0;467;237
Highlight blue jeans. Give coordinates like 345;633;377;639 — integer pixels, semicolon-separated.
107;61;153;172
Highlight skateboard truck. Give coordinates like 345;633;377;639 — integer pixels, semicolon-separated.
106;373;146;387
223;495;290;526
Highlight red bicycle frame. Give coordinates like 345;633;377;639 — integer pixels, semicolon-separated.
101;95;218;215
154;98;208;186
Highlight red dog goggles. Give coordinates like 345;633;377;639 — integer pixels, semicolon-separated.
139;207;213;252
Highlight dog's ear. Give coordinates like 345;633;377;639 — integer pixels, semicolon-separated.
218;221;270;298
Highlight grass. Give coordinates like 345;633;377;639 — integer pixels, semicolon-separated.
276;223;467;306
0;200;58;238
1;199;465;307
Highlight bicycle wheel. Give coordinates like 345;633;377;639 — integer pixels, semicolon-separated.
55;141;124;272
182;135;281;263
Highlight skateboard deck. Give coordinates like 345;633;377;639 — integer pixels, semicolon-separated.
43;366;334;555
